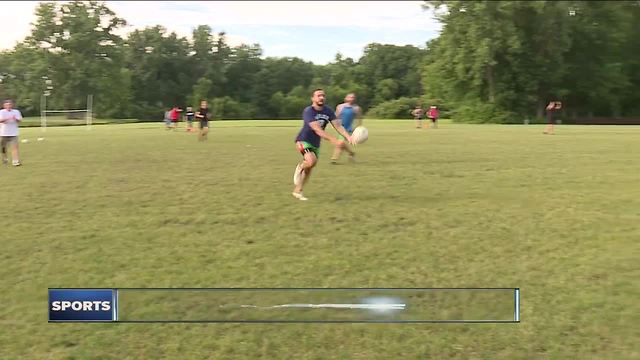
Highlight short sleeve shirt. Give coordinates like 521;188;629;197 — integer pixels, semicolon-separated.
295;105;336;148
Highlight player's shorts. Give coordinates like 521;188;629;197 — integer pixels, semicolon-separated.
296;141;319;157
431;117;438;122
199;120;209;129
171;118;179;123
1;136;18;148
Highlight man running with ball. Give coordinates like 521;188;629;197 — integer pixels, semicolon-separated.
331;92;361;164
292;89;355;201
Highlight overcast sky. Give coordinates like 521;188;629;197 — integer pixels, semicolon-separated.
2;1;442;64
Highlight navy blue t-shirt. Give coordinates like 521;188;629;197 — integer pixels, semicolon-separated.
295;105;336;148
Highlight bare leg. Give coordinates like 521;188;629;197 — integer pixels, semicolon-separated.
11;141;20;165
331;146;342;163
1;139;7;164
294;152;317;194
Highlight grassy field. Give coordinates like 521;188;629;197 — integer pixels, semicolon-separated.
1;120;638;359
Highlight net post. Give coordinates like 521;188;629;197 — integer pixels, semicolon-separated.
86;94;93;130
40;94;47;133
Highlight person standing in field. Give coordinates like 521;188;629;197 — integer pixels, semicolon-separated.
169;106;181;130
195;100;210;141
163;109;172;129
331;92;361;164
185;106;195;132
292;89;355;201
0;99;23;166
411;105;424;129
427;105;439;129
544;101;561;135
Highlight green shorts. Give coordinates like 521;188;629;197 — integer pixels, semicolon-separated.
296;141;319;157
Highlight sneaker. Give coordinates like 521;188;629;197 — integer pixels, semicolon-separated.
292;192;308;201
330;159;338;165
293;163;305;186
12;160;21;166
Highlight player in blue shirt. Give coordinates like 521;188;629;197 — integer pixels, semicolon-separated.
292;89;355;201
331;93;362;164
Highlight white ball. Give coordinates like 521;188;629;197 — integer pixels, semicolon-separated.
21;139;29;143
351;126;368;144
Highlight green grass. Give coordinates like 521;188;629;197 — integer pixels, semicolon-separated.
1;120;638;359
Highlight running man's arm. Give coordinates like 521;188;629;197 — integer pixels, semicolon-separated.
309;121;343;145
355;106;363;127
335;103;344;120
330;119;355;145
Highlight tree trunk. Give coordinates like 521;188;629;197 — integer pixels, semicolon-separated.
486;65;496;103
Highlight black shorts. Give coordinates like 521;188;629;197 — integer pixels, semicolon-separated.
547;115;554;124
1;136;18;148
199;120;209;129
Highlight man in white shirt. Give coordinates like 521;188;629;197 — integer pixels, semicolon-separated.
0;99;23;166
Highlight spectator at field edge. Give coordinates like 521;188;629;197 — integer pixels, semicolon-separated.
0;99;23;166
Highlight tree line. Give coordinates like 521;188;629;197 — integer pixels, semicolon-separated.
0;1;638;123
0;1;426;121
423;0;640;122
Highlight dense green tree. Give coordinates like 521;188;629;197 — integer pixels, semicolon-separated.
422;0;640;121
27;1;129;116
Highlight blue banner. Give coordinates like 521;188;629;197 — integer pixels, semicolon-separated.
48;289;117;322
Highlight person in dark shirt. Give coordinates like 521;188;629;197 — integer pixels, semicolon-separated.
292;89;355;201
544;101;561;135
411;106;424;129
195;100;211;141
185;106;195;132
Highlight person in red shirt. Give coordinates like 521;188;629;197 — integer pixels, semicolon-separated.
169;106;181;130
427;106;439;129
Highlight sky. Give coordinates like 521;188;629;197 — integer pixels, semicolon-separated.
1;1;442;64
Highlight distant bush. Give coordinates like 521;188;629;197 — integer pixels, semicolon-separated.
211;97;256;120
450;102;516;124
138;103;167;121
366;97;420;119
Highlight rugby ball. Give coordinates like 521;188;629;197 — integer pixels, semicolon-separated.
352;126;368;144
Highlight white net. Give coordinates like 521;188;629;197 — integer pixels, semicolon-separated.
40;95;93;131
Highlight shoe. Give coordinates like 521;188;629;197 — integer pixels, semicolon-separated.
12;161;21;166
1;158;7;165
293;163;305;186
330;159;338;165
292;192;308;201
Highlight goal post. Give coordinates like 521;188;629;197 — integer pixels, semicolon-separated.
40;94;94;131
